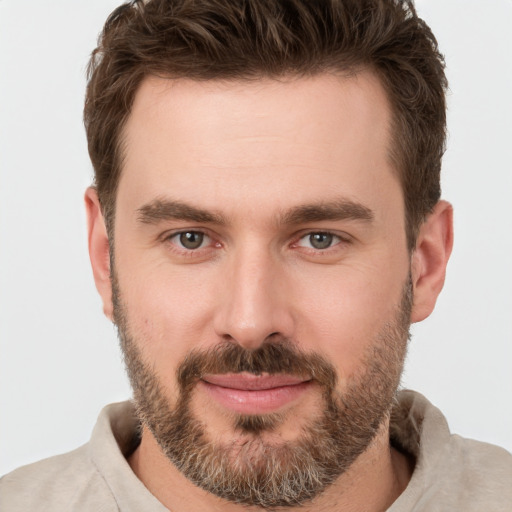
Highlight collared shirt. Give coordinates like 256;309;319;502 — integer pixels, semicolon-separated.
1;390;511;511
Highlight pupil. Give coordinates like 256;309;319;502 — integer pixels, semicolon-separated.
310;233;332;249
180;232;203;249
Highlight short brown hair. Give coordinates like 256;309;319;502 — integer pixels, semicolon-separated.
84;0;447;250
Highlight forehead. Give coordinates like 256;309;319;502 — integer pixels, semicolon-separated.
118;72;400;222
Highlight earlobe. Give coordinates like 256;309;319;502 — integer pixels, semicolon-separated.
410;200;454;323
84;187;114;321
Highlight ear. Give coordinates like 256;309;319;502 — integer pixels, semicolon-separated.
410;200;454;323
85;187;113;321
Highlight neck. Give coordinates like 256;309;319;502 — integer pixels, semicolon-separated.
128;419;412;512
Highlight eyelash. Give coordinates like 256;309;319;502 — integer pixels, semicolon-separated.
163;230;351;255
164;230;218;254
293;232;347;251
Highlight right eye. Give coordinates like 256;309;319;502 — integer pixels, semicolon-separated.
168;231;211;250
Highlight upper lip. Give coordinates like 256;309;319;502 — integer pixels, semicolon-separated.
201;373;310;391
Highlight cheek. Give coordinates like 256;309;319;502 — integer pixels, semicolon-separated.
292;262;407;379
115;261;218;370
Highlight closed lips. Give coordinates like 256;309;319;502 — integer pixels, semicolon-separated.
201;373;311;390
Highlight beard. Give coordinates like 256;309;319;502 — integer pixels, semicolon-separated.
113;274;412;509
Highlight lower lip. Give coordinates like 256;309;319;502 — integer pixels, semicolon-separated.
199;380;312;415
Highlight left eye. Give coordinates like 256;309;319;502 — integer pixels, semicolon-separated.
297;232;341;250
171;231;211;250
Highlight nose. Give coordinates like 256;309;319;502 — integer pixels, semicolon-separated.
213;244;295;350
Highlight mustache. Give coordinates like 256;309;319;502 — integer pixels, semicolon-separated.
176;338;337;392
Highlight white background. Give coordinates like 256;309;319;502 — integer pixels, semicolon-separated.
1;1;511;475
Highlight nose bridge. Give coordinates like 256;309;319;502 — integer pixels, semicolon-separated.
214;240;292;349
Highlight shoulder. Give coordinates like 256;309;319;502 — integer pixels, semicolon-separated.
443;434;512;499
0;401;143;512
391;390;512;511
0;443;118;512
412;436;512;511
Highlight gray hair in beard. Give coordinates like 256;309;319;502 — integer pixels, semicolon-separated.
113;272;412;508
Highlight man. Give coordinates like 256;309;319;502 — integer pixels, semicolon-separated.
1;0;511;510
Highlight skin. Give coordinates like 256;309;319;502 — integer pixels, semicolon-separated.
86;71;453;512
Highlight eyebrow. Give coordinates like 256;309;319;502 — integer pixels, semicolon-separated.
280;200;374;225
137;199;226;225
137;198;374;226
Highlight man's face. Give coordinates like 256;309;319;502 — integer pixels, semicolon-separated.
111;73;412;506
